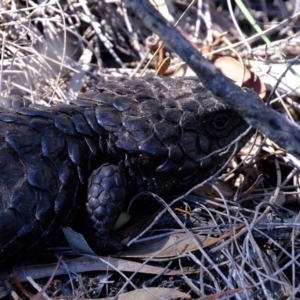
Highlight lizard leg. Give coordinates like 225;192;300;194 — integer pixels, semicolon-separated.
84;163;127;253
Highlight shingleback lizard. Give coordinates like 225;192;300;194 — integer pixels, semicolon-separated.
0;76;252;265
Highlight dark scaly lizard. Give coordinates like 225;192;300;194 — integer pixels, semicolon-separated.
0;77;252;265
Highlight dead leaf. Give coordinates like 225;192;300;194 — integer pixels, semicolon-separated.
96;287;191;300
173;63;196;77
250;61;300;97
149;0;173;22
63;227;96;256
122;233;219;258
198;285;254;300
214;56;251;86
210;180;237;198
214;56;266;98
12;256;196;282
156;57;171;75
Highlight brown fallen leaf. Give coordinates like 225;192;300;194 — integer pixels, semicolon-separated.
198;285;254;300
156;57;171;75
97;287;191;300
122;233;219;258
12;256;196;283
214;56;266;98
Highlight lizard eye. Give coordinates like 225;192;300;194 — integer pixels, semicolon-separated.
213;114;230;130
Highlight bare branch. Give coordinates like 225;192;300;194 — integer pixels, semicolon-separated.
125;0;300;161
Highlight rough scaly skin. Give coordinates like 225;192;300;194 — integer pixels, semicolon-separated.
0;77;251;265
